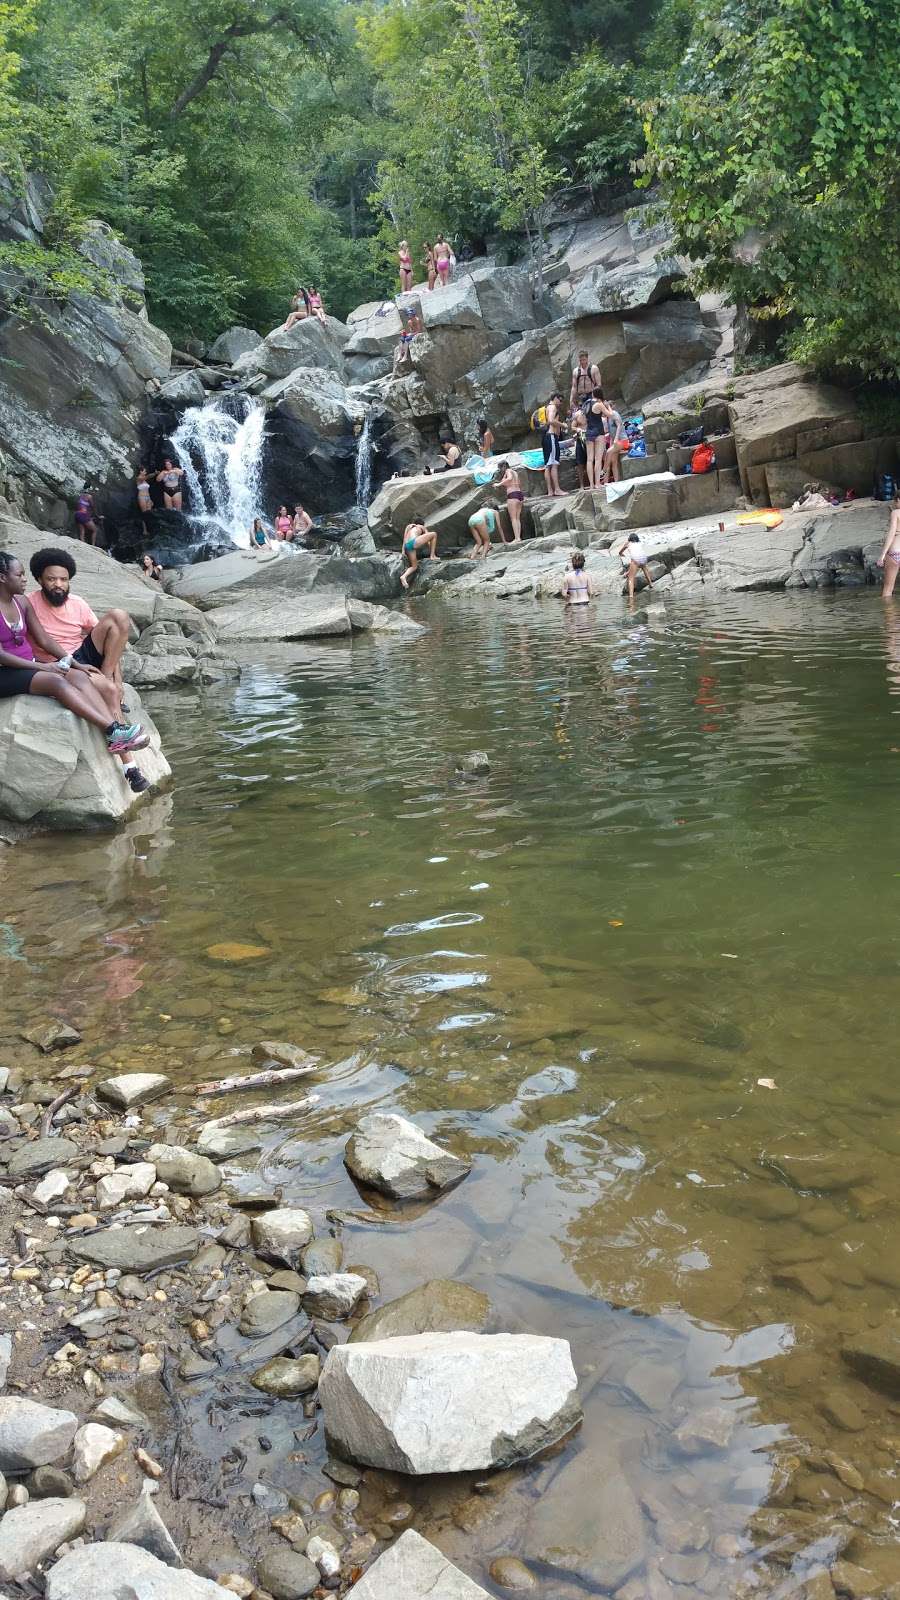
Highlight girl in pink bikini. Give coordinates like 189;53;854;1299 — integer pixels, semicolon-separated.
434;235;452;286
398;241;413;293
307;287;327;324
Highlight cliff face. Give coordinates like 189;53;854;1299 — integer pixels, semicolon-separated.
0;184;172;530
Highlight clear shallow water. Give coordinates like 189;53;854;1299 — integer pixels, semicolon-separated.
3;591;900;1593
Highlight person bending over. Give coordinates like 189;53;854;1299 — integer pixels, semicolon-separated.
467;504;499;560
0;553;149;760
400;520;439;589
618;534;652;599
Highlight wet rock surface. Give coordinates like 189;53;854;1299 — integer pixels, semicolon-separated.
344;1111;472;1200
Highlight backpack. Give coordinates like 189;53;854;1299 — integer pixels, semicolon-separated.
679;425;705;447
691;443;716;474
530;405;549;430
876;472;896;501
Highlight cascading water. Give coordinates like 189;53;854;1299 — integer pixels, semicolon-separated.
354;409;374;509
170;392;266;550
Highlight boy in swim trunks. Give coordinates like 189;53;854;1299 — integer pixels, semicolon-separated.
878;496;900;597
400;519;439;589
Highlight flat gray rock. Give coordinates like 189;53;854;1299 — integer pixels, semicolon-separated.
95;1072;171;1110
345;1530;490;1598
350;1279;491;1344
6;1137;79;1178
68;1225;200;1274
319;1331;580;1474
0;1398;78;1472
0;1496;86;1581
344;1112;471;1201
47;1541;236;1598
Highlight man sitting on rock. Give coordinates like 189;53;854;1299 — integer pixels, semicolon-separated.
27;546;149;793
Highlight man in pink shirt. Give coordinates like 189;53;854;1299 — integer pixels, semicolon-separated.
28;546;149;794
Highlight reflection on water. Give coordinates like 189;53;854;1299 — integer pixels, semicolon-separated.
3;591;900;1594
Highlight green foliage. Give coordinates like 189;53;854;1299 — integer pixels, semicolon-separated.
644;0;900;378
552;47;643;194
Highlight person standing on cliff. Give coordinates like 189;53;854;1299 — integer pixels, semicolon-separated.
877;495;900;596
74;487;102;546
156;458;185;510
570;351;601;414
398;241;414;293
542;393;565;498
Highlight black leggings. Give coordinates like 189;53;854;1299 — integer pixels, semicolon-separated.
0;664;39;698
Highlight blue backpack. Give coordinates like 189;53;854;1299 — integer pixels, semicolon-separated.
876;473;896;501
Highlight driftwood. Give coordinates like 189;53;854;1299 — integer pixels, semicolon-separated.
40;1084;79;1138
195;1064;316;1097
203;1094;320;1130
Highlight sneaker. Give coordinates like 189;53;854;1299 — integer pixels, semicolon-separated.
107;722;150;754
124;767;151;794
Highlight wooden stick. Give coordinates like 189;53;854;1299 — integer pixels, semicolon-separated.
195;1064;316;1097
202;1094;320;1130
40;1085;79;1138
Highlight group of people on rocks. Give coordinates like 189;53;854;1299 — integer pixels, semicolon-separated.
398;509;653;598
399;235;455;294
542;351;631;496
249;503;314;552
0;546;152;791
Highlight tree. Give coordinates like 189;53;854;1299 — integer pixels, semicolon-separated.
643;0;900;378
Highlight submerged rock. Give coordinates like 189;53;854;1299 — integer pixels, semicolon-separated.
239;1289;301;1337
349;1279;491;1343
345;1529;490;1599
250;1355;320;1397
319;1331;580;1474
344;1111;471;1201
0;1398;78;1471
525;1446;646;1590
0;1496;86;1581
46;1541;236;1598
841;1325;900;1395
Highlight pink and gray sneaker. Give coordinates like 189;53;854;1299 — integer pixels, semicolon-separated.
107;722;150;754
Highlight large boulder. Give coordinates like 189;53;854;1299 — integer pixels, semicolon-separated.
207;326;261;364
469;263;547;332
0;1497;87;1581
568;257;684;316
422;277;483;330
728;362;868;501
233;317;349;382
0;1399;78;1471
0;682;170;830
345;1531;490;1600
319;1331;581;1473
46;1542;236;1599
411;325;508;400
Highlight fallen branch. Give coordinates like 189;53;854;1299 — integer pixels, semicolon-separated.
195;1064;316;1097
203;1094;320;1130
40;1085;79;1138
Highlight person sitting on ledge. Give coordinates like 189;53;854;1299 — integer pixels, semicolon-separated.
0;552;149;761
140;553;164;583
292;503;314;541
436;439;462;472
27;547;151;793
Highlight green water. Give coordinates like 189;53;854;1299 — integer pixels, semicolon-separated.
3;590;900;1593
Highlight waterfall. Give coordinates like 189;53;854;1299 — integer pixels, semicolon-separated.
355;410;374;509
170;393;266;550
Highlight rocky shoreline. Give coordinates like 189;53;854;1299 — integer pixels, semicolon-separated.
3;1011;900;1600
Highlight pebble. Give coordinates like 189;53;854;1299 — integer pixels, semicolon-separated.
489;1556;538;1590
306;1534;340;1578
72;1422;125;1482
136;1447;163;1478
271;1512;308;1546
337;1488;359;1511
251;1356;320;1398
322;1458;362;1488
7;1482;29;1507
819;1390;867;1432
256;1546;320;1598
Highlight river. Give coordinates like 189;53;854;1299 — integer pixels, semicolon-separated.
3;590;899;1594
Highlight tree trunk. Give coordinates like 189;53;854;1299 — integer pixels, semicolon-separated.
349;182;357;239
169;10;290;119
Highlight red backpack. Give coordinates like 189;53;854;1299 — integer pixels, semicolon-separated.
691;442;716;474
